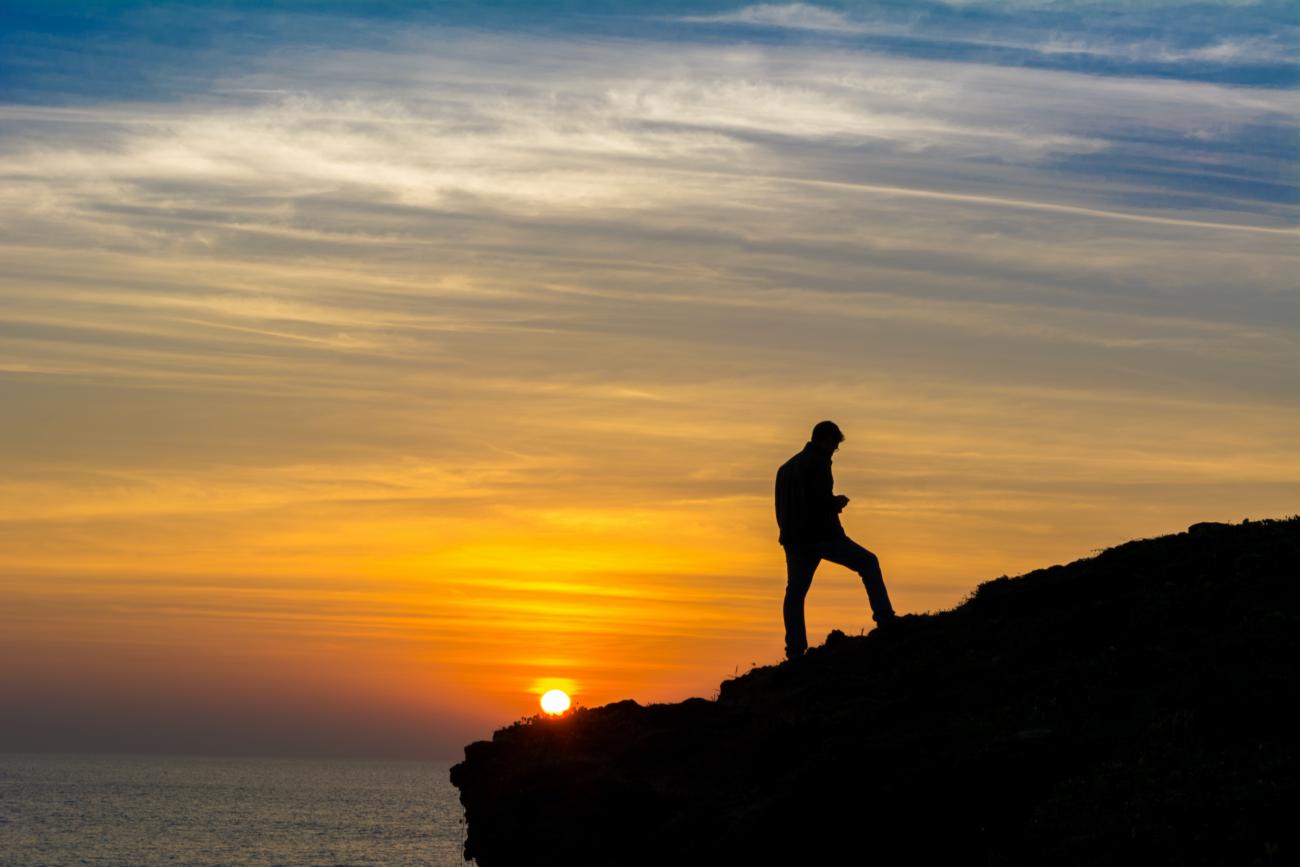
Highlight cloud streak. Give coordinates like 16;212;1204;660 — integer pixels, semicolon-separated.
674;2;1300;76
680;3;861;32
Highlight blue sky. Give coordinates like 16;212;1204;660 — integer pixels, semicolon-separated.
4;1;1299;100
1;1;1296;756
5;1;1298;88
3;1;1295;222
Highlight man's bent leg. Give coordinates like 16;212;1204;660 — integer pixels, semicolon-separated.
821;536;896;624
782;544;820;658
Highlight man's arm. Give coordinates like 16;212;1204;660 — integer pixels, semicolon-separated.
829;467;848;512
806;459;846;516
775;462;806;537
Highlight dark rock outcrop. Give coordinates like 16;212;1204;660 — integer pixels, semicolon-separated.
450;518;1299;865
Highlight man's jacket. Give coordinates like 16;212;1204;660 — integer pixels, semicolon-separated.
775;441;846;546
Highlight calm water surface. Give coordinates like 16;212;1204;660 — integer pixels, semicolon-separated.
0;754;468;866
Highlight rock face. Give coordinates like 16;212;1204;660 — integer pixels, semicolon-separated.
450;518;1299;865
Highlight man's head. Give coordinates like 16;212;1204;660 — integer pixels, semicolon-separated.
810;420;844;453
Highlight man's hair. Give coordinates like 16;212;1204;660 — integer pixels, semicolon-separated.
811;420;844;444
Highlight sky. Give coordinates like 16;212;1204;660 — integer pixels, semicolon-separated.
1;0;1296;759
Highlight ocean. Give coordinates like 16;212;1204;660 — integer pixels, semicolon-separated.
0;754;468;866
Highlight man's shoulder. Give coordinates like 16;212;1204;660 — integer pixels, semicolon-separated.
777;450;804;474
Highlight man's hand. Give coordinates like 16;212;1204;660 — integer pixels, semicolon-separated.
834;495;850;512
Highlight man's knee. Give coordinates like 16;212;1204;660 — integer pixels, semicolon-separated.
832;539;878;574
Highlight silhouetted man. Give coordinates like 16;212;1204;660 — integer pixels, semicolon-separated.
775;420;896;659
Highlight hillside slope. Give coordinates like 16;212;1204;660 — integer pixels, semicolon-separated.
451;518;1299;866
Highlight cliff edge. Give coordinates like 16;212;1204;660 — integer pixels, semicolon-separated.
451;518;1299;865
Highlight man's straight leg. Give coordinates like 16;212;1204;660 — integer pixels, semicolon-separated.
821;535;896;625
782;544;820;658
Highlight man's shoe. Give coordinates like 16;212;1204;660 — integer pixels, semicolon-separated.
872;614;901;633
873;613;917;634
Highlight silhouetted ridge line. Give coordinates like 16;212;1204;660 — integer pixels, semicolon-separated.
451;518;1300;866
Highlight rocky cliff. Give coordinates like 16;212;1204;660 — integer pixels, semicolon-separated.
451;518;1299;865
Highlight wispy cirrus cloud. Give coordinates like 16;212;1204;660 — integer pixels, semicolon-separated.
679;3;862;32
673;2;1299;82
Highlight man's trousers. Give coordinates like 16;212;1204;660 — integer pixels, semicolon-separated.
782;535;896;658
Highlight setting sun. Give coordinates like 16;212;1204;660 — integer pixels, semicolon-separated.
540;689;571;715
